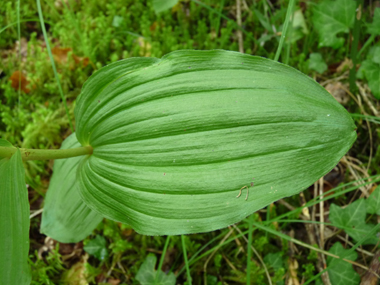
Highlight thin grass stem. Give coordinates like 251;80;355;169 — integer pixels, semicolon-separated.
155;236;171;284
246;214;254;285
252;221;380;278
274;0;295;62
177;231;226;276
349;0;363;93
181;235;192;284
191;0;257;44
0;19;50;34
351;113;380;124
357;34;376;58
184;229;251;270
17;0;21;110
266;175;380;225
36;0;74;132
302;223;380;284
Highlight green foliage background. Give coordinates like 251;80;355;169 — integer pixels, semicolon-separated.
0;0;379;284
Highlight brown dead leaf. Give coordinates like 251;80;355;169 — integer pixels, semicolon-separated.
52;46;72;64
360;250;380;285
9;70;31;93
51;46;89;68
150;21;157;32
369;184;378;195
336;58;353;73
73;54;90;67
326;82;350;105
287;258;300;285
107;278;121;285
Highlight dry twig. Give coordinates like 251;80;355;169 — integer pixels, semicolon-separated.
236;0;244;53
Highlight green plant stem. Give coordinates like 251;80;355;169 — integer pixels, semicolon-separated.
0;19;51;34
191;0;257;44
252;221;379;277
246;214;254;285
36;0;74;132
155;236;171;284
17;0;21;109
349;0;363;93
274;0;295;62
0;146;92;161
357;34;376;58
266;175;380;225
181;235;192;284
179;229;251;275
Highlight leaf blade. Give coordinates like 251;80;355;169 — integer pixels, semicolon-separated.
329;200;379;245
136;254;176;285
75;50;357;235
327;242;360;285
40;133;103;243
312;0;355;48
0;150;31;284
152;0;179;14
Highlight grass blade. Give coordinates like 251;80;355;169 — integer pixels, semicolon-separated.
246;214;254;284
154;235;171;284
274;0;296;62
181;235;192;284
17;0;21;109
36;0;74;132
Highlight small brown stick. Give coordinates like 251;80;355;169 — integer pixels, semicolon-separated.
360;250;380;285
283;232;379;278
320;73;349;88
358;83;379;117
300;191;332;285
340;84;374;172
341;156;371;198
319;178;325;249
317;177;332;285
203;228;234;285
336;235;374;257
236;0;244;53
242;0;253;17
222;253;238;271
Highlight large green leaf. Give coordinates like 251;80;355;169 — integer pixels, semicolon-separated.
326;242;360;285
0;139;13;147
0;150;31;284
357;57;380;99
329;199;379;245
83;235;109;261
75;50;356;235
312;0;355;49
367;186;380;215
152;0;179;14
367;7;380;35
40;133;103;243
136;254;176;285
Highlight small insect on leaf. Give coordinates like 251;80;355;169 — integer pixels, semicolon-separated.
237;186;249;201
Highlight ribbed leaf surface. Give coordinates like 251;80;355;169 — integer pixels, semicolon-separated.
0;150;31;284
75;50;356;235
41;133;103;243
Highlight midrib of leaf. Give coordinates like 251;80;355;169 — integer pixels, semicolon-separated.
345;200;365;226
